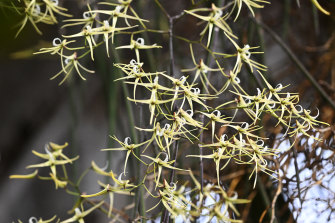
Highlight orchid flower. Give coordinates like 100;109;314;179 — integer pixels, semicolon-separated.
42;0;72;23
26;145;79;176
229;0;269;21
50;52;95;85
127;82;174;124
158;72;189;110
60;201;104;223
81;181;134;218
101;136;148;174
199;110;231;142
62;5;97;28
185;4;236;47
12;142;79;188
182;44;222;93
114;60;157;99
135;122;180;158
116;36;161;63
188;147;230;185
179;83;215;111
215;33;267;74
142;153;189;189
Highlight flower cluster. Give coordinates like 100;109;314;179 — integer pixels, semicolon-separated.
9;0;331;222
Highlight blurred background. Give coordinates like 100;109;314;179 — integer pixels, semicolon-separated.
0;0;335;222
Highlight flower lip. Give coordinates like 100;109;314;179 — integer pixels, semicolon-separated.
231;191;238;199
130;59;137;65
307;107;320;119
185;109;194;117
256;140;264;147
163;123;171;130
241;122;249;129
101;161;109;171
118;172;127;181
179;76;186;83
268;102;275;109
33;4;41;16
220;134;228;142
243;44;251;58
29;217;38;223
295;105;303;113
75;208;81;215
124;137;131;145
45;144;55;162
160;152;169;162
132;66;139;74
64;58;70;65
313;107;320;119
275;83;283;91
136;38;145;45
83;11;91;19
245;98;251;105
115;5;124;13
86;25;92;32
191;87;200;95
213;9;223;19
52;38;62;47
212;110;221;117
103;20;110;28
51;0;59;5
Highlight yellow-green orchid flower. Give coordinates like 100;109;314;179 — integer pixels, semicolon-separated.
114;60;158;99
26;149;79;176
135;122;180;157
124;75;174;102
91;160;115;178
179;83;215;112
90;5;148;32
92;20;137;56
215;33;267;74
142;153;189;189
199;110;232;142
60;201;104;223
116;35;161;63
230;0;269;21
62;4;97;29
81;181;134;218
101;136;148;174
185;4;236;47
50;52;95;85
127;89;173;125
62;25;97;60
188;146;230;185
158;72;189;110
15;0;46;36
42;0;72;24
182;44;222;93
110;172;136;190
